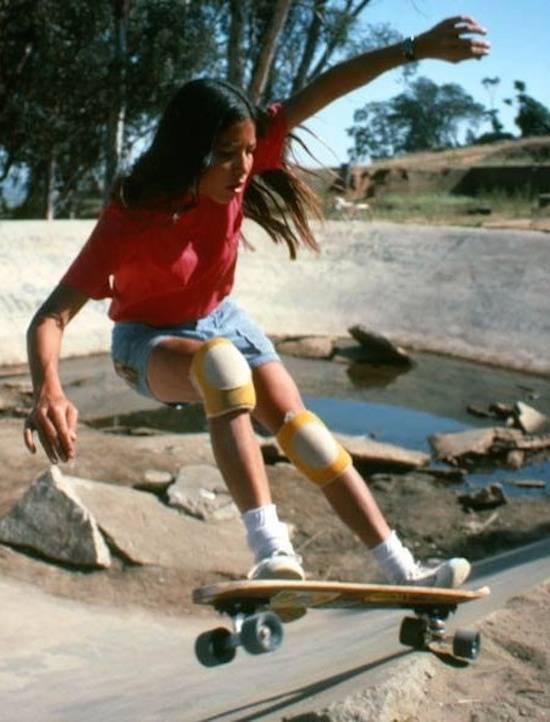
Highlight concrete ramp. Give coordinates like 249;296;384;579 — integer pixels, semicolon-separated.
1;219;549;374
236;221;550;375
0;220;109;364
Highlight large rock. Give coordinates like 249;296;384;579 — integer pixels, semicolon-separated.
429;427;500;463
167;464;238;521
275;336;335;359
429;426;550;468
347;325;413;367
65;471;249;571
134;469;174;494
0;466;111;568
336;433;429;471
458;483;508;511
514;401;550;434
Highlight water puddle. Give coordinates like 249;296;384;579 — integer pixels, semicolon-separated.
304;395;550;497
79;348;549;497
89;392;549;498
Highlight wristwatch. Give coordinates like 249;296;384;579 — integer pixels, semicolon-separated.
402;35;416;62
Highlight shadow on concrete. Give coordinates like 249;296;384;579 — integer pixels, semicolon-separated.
195;650;409;722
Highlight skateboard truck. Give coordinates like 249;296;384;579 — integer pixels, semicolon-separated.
195;599;284;667
399;605;480;660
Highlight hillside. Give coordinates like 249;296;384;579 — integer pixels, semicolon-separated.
364;134;550;171
305;136;550;230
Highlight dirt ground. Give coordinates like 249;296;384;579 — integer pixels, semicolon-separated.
416;582;550;722
1;352;549;720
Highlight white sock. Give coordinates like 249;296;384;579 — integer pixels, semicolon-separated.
242;504;294;562
371;530;417;584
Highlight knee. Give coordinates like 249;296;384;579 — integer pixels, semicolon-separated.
276;410;352;487
190;337;256;418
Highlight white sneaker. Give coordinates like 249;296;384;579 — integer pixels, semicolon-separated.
405;557;471;589
247;551;305;581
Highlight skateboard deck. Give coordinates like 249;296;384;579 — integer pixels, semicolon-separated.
193;580;490;667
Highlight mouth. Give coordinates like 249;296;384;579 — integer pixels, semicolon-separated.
226;180;246;194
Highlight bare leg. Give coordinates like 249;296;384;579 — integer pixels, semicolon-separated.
208;410;271;511
252;361;390;548
147;338;271;511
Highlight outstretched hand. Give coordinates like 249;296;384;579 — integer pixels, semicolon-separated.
24;393;78;464
417;16;490;63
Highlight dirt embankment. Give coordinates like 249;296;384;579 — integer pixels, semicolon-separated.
413;582;550;722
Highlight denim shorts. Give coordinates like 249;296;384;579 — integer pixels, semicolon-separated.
111;297;280;400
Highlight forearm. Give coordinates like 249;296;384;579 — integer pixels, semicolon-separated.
307;41;409;112
283;16;489;129
26;283;89;399
27;315;65;399
24;284;88;461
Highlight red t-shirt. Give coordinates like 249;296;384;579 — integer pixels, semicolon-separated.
61;104;288;325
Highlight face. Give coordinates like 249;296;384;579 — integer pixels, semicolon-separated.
198;118;256;204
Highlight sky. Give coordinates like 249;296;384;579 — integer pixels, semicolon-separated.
298;0;550;166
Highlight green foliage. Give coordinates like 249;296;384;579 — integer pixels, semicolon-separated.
0;0;388;217
511;81;550;138
2;0;380;217
221;0;379;101
348;77;487;160
1;0;220;216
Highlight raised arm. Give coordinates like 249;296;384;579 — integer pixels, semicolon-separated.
25;283;89;464
282;15;490;130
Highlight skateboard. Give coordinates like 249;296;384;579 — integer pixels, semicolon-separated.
192;579;490;667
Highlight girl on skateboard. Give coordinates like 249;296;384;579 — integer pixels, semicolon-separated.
24;16;490;586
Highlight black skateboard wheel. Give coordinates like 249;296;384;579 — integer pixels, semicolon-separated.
453;629;480;660
241;612;284;655
195;627;237;667
399;616;427;649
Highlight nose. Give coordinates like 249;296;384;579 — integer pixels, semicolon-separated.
233;151;249;177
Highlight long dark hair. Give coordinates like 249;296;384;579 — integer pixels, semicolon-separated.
117;78;321;258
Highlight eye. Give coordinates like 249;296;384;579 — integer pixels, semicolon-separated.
215;149;234;161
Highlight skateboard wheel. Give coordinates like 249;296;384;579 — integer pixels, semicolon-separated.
195;627;237;667
453;629;480;660
399;616;426;649
241;612;284;655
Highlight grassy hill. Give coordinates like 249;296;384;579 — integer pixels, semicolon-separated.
307;136;550;230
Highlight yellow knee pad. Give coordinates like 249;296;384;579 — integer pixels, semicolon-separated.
190;337;256;418
276;410;352;487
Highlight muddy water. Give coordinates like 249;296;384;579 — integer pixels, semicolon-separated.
290;353;549;495
86;350;550;496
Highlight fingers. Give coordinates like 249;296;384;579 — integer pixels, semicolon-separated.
24;401;78;464
426;15;491;63
23;420;37;454
66;404;79;444
36;409;64;464
452;37;491;62
444;16;487;35
49;405;77;462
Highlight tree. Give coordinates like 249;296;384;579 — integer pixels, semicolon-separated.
348;76;487;160
506;80;550;137
1;0;221;217
482;76;503;133
223;0;377;103
472;75;515;144
104;0;130;200
248;0;292;103
2;0;383;217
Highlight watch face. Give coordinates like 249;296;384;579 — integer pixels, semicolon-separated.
402;37;415;61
